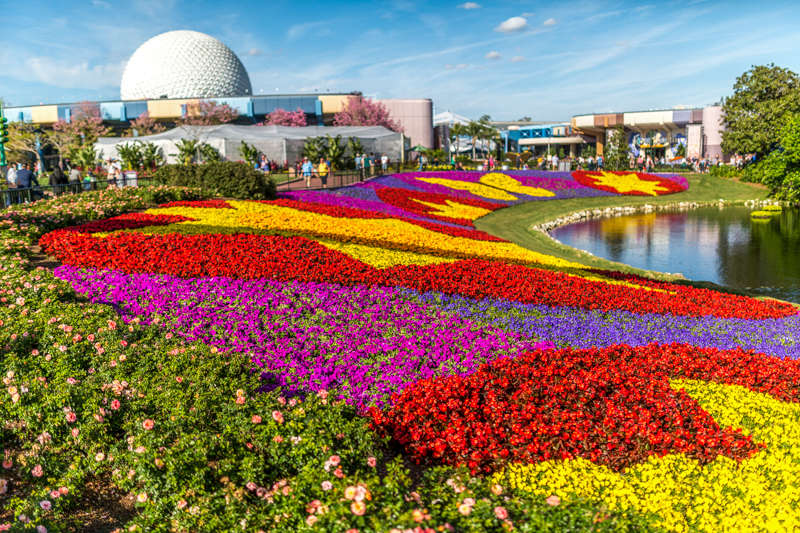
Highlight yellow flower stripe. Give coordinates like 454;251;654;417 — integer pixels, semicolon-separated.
318;240;457;269
416;177;519;201
411;199;493;221
591;172;670;196
479;173;556;197
496;379;800;533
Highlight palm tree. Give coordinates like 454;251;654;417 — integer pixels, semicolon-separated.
466;121;485;161
174;139;199;165
450;123;464;161
323;134;347;171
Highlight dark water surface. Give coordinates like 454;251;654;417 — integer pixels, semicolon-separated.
550;206;800;304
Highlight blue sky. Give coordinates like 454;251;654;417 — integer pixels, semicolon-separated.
2;0;800;121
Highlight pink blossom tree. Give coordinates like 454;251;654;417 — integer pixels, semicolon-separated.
256;108;308;127
52;100;111;148
124;111;166;137
333;95;403;132
178;99;239;126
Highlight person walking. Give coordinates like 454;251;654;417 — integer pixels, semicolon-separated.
301;157;314;188
551;152;559;171
381;153;388;172
49;165;65;197
318;158;329;189
4;163;18;205
16;163;42;202
363;153;372;178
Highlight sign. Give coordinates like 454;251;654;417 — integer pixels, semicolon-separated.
123;171;138;187
686;125;703;160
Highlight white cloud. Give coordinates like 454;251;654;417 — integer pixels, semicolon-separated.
485;51;502;60
246;48;262;56
287;21;332;39
521;12;535;17
511;56;526;62
445;63;468;69
6;55;125;89
543;18;559;26
458;2;481;9
494;17;529;34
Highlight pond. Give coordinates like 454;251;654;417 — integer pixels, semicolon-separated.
549;205;800;304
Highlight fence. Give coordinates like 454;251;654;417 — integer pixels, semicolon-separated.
0;176;157;209
272;162;416;192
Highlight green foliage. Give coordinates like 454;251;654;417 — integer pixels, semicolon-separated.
758;114;800;200
116;141;143;171
675;143;686;158
238;141;260;167
709;165;743;179
347;136;365;158
199;143;222;163
301;137;326;162
604;124;629;171
582;144;597;159
324;134;347;170
140;141;165;173
153;162;277;200
69;145;100;171
721;64;800;157
174;139;200;165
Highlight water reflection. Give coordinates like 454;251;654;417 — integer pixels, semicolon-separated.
550;206;800;303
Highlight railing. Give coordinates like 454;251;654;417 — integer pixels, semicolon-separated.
0;176;158;209
272;162;413;192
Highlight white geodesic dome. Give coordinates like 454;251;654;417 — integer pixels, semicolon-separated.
120;30;252;100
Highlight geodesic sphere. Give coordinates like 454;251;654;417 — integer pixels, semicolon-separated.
120;30;252;100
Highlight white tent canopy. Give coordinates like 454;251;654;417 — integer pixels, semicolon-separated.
433;111;471;127
95;124;404;165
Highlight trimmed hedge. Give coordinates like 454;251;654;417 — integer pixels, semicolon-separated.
153;162;277;200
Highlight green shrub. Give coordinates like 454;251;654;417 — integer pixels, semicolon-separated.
709;165;743;179
153;162;277;200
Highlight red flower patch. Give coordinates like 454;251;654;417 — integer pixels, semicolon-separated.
58;213;195;235
370;343;788;473
38;231;796;319
572;171;686;196
158;200;233;209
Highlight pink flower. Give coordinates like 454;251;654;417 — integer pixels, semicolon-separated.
328;455;340;466
58;487;68;495
316;389;329;399
494;507;508;520
177;499;187;509
135;446;146;454
176;377;183;383
277;396;286;405
66;411;77;423
59;345;67;352
1;460;11;469
39;500;51;511
367;457;377;467
66;378;76;385
463;498;475;506
545;495;561;506
271;411;284;423
120;340;128;347
458;504;471;515
87;334;95;342
50;490;60;499
137;492;148;503
94;414;104;423
490;484;503;496
37;527;47;533
251;415;262;424
350;501;366;516
246;482;257;491
306;516;318;526
110;400;121;410
31;465;43;477
142;419;154;430
272;436;284;443
95;452;105;462
321;481;332;491
333;468;344;478
235;396;246;405
71;428;80;438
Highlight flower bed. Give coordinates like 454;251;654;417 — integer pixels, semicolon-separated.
571;171;687;196
3;172;800;532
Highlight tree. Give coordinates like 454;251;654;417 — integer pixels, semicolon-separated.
450;123;464;158
519;116;532;122
52;101;111;150
46;129;75;167
199;143;222;163
174;139;200;165
178;100;239;126
466;121;486;160
721;64;800;158
116;142;143;171
323;134;346;170
239;141;260;167
301;137;326;162
124;111;166;137
604;124;630;171
140;142;165;173
759;114;800;200
333;95;403;132
257;108;307;127
7;122;48;171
